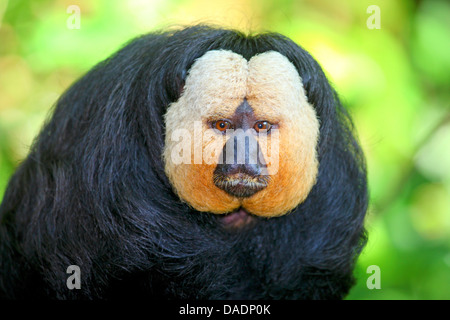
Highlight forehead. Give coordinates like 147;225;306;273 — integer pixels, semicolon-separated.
180;50;308;119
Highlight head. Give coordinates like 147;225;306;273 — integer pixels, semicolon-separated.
163;49;319;217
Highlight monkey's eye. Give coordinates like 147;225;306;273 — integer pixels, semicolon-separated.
254;121;272;133
214;120;232;132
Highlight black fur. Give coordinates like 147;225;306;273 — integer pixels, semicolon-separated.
0;25;368;299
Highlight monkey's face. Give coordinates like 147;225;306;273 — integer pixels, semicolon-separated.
163;50;319;218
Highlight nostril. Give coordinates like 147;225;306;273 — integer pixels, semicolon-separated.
241;163;260;177
215;163;260;177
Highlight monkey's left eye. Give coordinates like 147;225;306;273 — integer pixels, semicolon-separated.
214;120;232;132
254;121;272;133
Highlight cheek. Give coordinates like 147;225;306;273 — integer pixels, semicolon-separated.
168;163;239;213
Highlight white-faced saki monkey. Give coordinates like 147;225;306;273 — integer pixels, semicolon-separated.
0;25;368;300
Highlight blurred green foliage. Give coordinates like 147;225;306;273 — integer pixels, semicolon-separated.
0;0;449;299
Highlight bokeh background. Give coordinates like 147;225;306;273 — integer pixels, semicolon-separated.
0;0;449;299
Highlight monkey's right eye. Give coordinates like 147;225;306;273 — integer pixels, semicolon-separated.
214;120;232;132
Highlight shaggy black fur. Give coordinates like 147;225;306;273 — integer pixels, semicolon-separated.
0;25;368;299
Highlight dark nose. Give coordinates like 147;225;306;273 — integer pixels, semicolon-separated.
218;134;261;176
213;132;269;198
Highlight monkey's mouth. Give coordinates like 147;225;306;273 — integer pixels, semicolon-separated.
213;173;269;198
220;207;256;228
214;173;267;228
